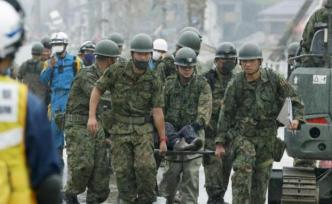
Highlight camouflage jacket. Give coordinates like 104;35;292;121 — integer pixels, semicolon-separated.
95;60;164;135
156;53;176;83
203;68;233;148
164;74;212;130
302;7;328;53
18;58;48;101
66;64;106;120
216;69;304;145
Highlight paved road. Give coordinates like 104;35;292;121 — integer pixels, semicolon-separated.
63;128;294;204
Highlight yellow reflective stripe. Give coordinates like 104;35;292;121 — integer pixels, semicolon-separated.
18;83;27;129
0;128;23;150
76;58;81;72
41;60;49;72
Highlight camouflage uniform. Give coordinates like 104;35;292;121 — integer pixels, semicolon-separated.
156;53;176;83
95;60;164;204
18;58;48;103
159;74;212;204
203;68;234;202
302;7;328;54
64;64;112;203
216;69;304;204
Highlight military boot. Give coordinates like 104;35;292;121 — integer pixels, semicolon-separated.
207;197;229;204
64;192;79;204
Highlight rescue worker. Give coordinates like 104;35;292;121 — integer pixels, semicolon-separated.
159;47;212;204
203;42;238;204
108;32;127;63
64;39;119;204
150;38;168;71
88;33;167;204
156;31;201;83
78;41;96;67
215;43;304;204
0;1;61;203
41;36;52;62
40;31;82;169
18;42;48;104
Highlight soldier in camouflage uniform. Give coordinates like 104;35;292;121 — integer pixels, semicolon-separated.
215;43;304;204
18;42;48;104
302;5;328;54
203;42;238;204
40;36;52;62
159;47;212;204
156;30;201;83
108;32;127;63
64;40;120;204
88;33;167;204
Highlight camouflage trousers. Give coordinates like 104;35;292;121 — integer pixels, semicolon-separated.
231;136;273;204
111;131;157;204
159;157;202;204
203;144;232;202
64;124;112;203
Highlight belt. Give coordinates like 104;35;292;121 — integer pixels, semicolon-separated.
65;114;89;123
113;113;152;125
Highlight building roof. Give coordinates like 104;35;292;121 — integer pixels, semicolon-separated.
259;0;306;17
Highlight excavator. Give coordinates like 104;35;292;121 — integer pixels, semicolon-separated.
268;0;332;203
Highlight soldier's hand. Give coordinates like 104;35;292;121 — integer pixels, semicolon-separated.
288;119;299;130
50;55;56;68
87;117;98;136
215;143;225;159
159;141;167;156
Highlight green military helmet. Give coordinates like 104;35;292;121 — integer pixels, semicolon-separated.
130;33;153;53
174;47;197;67
177;31;201;53
287;42;300;57
31;42;44;55
41;36;52;49
108;32;124;47
179;26;202;40
215;42;237;59
94;39;120;57
238;43;263;60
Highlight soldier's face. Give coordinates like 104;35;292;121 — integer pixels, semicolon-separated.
178;66;194;78
133;52;151;62
240;59;261;75
41;48;51;61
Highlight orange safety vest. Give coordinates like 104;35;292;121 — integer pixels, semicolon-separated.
0;76;36;204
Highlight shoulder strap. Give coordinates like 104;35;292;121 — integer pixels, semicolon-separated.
266;69;278;95
204;69;217;91
72;56;78;76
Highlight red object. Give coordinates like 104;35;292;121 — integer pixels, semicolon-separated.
159;136;168;143
306;117;328;124
319;160;332;168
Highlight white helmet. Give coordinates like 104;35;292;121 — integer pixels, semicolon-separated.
153;38;168;52
51;32;69;45
0;0;25;59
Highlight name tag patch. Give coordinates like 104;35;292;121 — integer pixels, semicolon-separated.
0;83;18;122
